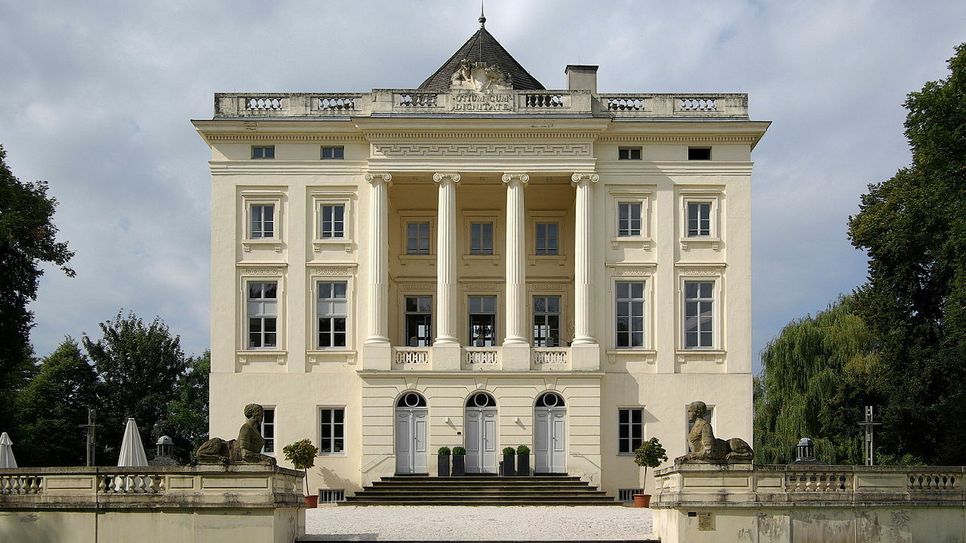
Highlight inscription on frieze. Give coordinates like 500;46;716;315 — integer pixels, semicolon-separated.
450;91;514;113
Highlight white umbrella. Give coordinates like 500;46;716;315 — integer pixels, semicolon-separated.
117;418;148;467
0;432;17;468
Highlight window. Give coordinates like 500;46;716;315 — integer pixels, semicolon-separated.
616;282;645;348
320;204;345;239
405;296;433;346
251;145;275;159
470;222;494;255
319;408;345;454
618;147;642;160
249;204;275;239
468;295;497;346
617;202;642;237
317;281;347;348
619;408;644;454
406;222;431;255
261;407;275;454
684;281;714;349
535;223;559;256
686;202;711;237
532;296;560;347
247;282;278;349
688;147;711;161
321;146;344;160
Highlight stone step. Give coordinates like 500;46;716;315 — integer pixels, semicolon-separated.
340;499;623;506
382;475;582;481
369;483;597;489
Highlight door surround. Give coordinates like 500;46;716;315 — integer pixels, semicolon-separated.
395;391;428;475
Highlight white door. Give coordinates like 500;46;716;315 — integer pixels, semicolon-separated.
535;392;567;474
465;407;497;473
395;407;428;474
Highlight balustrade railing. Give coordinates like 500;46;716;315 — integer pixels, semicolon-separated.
100;473;165;494
246;97;285;111
603;96;647;111
521;92;566;109
678;97;717;112
909;472;959;491
786;471;851;492
392;347;430;365
317;94;359;112
396;92;440;108
464;348;499;366
532;348;569;366
0;475;43;495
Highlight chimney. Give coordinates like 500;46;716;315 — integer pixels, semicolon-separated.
565;65;598;93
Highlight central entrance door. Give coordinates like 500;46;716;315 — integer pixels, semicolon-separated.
534;392;566;474
395;392;428;474
464;392;497;474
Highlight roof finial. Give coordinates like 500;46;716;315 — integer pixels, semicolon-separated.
479;0;486;28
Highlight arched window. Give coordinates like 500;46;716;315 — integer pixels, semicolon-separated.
536;391;565;408
466;392;497;408
396;391;427;408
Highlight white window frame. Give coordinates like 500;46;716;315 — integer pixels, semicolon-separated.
316;280;349;350
307;270;354;354
682;279;716;350
245;280;280;350
605;270;655;353
686;201;712;237
403;294;434;347
467;294;499;347
609;187;653;250
531;294;562;347
261;406;276;455
618;407;645;455
318;406;347;456
405;221;432;256
250;145;275;160
241;190;283;253
398;211;436;265
614;281;647;350
534;222;560;256
526;210;566;266
311;190;355;253
679;189;722;251
319;203;346;240
462;211;501;261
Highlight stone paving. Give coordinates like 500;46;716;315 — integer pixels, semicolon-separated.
303;505;654;541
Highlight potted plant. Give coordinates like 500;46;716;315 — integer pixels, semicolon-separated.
437;446;451;477
516;445;530;476
502;446;516;476
452;446;466;476
632;437;668;508
283;438;319;508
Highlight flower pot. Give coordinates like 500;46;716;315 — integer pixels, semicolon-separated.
517;453;530;475
452;455;465;476
304;495;319;508
502;453;515;476
438;454;451;477
632;494;651;508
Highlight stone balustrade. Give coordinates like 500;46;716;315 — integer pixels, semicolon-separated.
391;346;431;368
214;90;749;119
377;346;593;372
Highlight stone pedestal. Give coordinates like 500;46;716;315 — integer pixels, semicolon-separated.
501;344;530;371
571;343;601;371
432;343;461;371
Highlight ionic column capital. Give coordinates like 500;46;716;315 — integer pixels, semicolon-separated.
433;172;461;185
570;172;599;186
365;172;392;185
501;173;530;186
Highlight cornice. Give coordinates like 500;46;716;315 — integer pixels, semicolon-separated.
204;133;367;143
596;134;759;144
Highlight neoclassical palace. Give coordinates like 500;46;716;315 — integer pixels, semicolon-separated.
194;20;768;499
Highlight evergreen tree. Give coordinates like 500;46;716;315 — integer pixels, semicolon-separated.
155;351;209;463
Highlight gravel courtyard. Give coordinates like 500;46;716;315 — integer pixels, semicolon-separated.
302;505;654;541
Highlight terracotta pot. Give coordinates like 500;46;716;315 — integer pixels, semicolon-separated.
632;494;651;508
304;495;319;508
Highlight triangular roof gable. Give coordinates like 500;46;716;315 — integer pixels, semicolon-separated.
418;26;545;92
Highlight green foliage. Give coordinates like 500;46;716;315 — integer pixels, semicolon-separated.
14;338;97;466
0;145;74;432
634;437;667;490
516;444;530;455
155;351;210;464
846;43;966;465
755;297;877;464
452;446;466;456
502;446;516;455
437;446;451;455
83;312;188;465
282;439;318;470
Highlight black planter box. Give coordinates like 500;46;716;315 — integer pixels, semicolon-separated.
437;455;451;477
452;455;465;476
517;453;530;475
502;453;515;476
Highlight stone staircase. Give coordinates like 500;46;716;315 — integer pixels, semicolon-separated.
342;475;620;506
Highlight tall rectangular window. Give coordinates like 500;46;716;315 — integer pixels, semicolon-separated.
617;202;642;237
684;281;714;349
619;408;644;454
319;408;345;454
470;222;494;255
318;281;347;348
468;295;497;346
615;282;645;348
618;147;642;160
320;204;345;239
261;407;275;454
250;204;275;239
405;296;433;347
251;145;275;159
535;223;559;256
247;282;278;349
687;202;711;237
406;222;431;255
532;296;560;347
320;146;345;160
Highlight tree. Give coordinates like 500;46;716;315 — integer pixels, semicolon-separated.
847;43;966;464
83;312;188;464
754;297;878;464
155;351;209;463
0;145;74;432
14;338;98;466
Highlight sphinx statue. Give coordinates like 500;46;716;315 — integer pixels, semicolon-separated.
677;401;753;464
196;403;277;465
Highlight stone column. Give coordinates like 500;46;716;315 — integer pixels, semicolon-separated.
432;173;461;370
362;173;391;370
571;173;600;370
502;173;529;345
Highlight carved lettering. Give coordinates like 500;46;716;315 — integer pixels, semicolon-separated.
450;91;514;112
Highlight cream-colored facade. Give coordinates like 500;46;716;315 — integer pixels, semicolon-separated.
194;25;768;498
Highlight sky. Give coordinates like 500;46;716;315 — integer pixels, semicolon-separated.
1;0;963;371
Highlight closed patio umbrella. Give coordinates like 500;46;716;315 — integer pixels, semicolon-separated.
117;418;148;467
0;432;17;468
